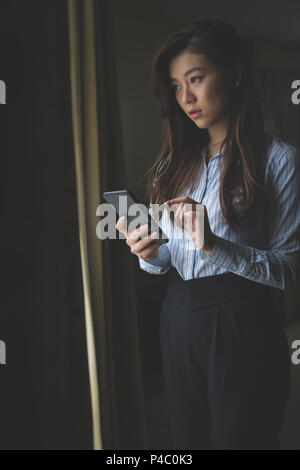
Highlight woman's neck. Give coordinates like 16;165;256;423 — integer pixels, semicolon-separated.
205;140;224;164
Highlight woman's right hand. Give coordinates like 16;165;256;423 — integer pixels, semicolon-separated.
115;216;161;261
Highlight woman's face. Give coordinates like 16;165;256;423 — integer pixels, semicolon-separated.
169;50;232;130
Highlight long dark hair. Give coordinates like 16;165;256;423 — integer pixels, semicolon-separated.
145;19;271;231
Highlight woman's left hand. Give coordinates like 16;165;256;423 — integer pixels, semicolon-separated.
165;196;216;253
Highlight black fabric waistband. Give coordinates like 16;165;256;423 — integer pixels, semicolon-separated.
166;268;272;307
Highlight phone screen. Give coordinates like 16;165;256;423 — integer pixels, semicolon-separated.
103;189;169;245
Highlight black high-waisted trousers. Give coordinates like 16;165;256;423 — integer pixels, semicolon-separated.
159;268;291;450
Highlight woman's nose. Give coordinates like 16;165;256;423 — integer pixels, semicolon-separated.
181;87;196;104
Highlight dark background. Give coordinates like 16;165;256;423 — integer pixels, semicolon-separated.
0;0;92;449
0;0;299;449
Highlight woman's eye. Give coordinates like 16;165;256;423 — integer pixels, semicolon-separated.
191;76;203;83
172;76;204;92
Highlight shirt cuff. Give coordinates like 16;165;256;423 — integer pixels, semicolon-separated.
138;243;171;275
138;257;170;274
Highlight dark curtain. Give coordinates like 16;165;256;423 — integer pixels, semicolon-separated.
0;0;92;449
67;0;148;450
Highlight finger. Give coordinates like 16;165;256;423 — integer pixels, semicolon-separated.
174;202;185;228
130;231;158;254
179;202;185;228
116;216;128;236
176;203;195;230
167;197;194;205
167;197;188;204
174;203;181;227
136;239;160;260
127;223;149;245
187;209;205;249
184;210;195;235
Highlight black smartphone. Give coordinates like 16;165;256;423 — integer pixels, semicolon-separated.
103;189;169;245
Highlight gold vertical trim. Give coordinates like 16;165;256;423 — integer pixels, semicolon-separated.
67;0;102;450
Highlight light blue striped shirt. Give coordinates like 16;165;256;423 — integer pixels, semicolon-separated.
139;135;300;291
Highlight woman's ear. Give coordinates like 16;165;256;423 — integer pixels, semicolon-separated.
234;72;242;87
232;62;243;87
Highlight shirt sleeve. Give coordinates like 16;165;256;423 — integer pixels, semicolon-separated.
138;202;172;275
138;243;171;275
202;145;300;291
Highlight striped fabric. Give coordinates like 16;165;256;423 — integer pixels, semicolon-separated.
139;135;300;291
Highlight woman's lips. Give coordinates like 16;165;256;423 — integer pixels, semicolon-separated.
189;110;203;118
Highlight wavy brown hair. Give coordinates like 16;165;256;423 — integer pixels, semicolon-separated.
145;19;272;231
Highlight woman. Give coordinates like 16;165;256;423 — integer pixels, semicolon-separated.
116;19;300;449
